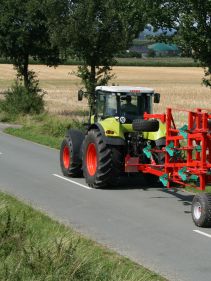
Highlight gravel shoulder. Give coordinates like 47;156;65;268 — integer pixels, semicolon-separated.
0;122;22;131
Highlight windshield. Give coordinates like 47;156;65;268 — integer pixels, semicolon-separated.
120;94;151;121
96;91;152;122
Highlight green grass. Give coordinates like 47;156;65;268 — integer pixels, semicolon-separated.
5;126;63;149
185;185;211;194
0;192;166;281
116;57;199;67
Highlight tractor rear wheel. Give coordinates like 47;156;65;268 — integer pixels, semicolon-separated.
192;193;211;227
60;130;84;177
82;129;124;188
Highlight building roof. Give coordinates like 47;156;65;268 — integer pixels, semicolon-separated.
96;86;154;94
148;43;179;52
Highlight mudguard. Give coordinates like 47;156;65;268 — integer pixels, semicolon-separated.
88;122;125;146
65;129;85;163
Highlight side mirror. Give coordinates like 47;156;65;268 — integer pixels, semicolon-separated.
78;90;84;101
154;93;160;104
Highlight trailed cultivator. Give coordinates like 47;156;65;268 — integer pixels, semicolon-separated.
126;108;211;191
60;86;211;227
126;108;211;227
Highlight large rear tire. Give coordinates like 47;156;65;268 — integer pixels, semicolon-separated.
60;129;84;177
82;130;124;188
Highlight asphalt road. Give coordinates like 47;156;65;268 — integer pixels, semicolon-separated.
1;129;211;281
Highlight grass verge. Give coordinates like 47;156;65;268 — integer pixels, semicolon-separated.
1;112;85;149
0;192;166;281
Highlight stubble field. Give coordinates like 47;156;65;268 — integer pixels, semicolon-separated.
0;64;210;123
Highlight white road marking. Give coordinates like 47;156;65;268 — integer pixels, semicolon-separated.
53;174;92;190
193;230;211;239
0;152;3;155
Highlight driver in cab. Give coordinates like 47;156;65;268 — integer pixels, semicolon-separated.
121;95;137;114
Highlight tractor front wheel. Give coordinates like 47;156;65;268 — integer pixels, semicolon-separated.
192;193;211;227
82;130;124;188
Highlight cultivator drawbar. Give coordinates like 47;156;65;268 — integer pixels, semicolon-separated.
125;108;211;191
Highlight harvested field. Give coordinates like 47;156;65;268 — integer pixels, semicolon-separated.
0;64;210;122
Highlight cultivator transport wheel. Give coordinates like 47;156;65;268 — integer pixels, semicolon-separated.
60;129;84;177
82;129;124;188
132;119;159;132
191;193;211;227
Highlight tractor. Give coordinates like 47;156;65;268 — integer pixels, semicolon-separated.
60;86;211;228
60;86;164;186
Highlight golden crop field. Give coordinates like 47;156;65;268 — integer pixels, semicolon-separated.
0;64;211;123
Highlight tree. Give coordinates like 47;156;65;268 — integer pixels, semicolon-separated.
66;0;146;105
0;0;65;89
145;0;211;87
177;0;211;87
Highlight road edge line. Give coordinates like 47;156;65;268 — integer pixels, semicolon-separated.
53;174;92;190
193;229;211;239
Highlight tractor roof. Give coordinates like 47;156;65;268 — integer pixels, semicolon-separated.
96;86;154;94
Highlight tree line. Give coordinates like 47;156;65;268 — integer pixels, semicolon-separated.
0;0;210;112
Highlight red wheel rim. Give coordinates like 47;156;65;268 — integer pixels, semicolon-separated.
86;143;97;176
63;145;70;169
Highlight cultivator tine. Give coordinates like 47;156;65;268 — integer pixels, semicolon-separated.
178;125;188;139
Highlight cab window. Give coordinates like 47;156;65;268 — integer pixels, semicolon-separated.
97;92;117;120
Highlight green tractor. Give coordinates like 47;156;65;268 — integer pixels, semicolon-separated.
60;86;166;188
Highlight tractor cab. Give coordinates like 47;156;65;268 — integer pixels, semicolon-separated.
94;86;160;124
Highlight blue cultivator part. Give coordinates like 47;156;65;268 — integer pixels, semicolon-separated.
195;145;202;153
166;142;175;157
143;144;152;159
178;167;188;181
178;167;199;182
179;125;188;139
159;174;169;187
189;174;199;182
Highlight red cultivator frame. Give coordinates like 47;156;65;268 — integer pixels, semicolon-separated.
125;108;211;227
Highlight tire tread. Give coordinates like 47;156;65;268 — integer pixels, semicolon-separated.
82;130;124;188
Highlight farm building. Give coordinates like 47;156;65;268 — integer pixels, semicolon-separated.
129;40;180;57
148;43;180;57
